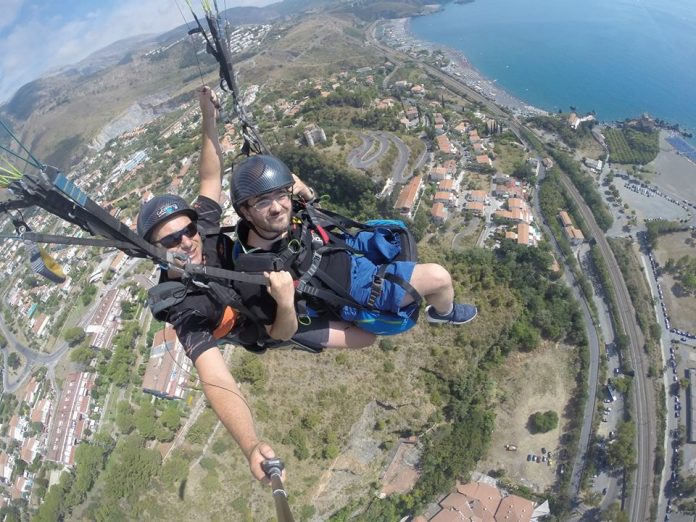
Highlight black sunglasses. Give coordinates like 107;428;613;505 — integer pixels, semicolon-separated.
156;222;198;248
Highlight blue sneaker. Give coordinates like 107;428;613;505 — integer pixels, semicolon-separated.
426;303;477;325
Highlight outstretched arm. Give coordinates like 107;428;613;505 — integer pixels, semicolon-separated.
198;86;224;203
194;347;279;481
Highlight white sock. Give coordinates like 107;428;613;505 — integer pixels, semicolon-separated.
435;303;454;317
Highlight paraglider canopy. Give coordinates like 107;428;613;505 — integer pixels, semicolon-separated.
27;242;66;284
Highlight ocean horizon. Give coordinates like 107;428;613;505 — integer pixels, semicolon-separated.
409;0;696;137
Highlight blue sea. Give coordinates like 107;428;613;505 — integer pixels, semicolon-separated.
410;0;696;137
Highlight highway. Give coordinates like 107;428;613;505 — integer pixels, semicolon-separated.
366;21;654;519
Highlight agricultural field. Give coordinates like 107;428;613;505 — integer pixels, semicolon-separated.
605;127;659;165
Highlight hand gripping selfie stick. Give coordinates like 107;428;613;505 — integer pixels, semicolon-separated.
262;458;295;522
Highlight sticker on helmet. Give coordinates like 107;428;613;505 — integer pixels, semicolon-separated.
155;204;179;218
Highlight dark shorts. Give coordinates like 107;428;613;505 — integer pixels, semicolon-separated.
339;257;416;323
291;316;331;352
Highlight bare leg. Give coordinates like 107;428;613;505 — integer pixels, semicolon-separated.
325;321;376;348
400;263;454;314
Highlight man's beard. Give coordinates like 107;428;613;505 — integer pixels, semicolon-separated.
255;211;290;238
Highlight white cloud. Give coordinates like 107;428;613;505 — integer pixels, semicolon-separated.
0;0;276;104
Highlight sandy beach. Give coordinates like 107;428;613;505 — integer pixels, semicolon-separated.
649;131;696;203
377;19;547;119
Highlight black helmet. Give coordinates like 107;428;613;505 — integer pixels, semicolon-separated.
231;155;294;213
137;194;198;242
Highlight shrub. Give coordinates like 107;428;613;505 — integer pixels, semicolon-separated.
529;410;559;433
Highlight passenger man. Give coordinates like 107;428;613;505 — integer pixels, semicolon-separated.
229;154;478;346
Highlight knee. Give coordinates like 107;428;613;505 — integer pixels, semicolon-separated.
423;263;452;291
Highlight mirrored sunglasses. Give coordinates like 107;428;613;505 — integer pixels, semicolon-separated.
156;222;198;248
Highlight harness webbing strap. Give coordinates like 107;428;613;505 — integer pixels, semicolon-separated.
22;232;136;251
185;264;268;286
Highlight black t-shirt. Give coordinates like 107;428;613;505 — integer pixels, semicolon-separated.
233;217;351;326
159;196;229;363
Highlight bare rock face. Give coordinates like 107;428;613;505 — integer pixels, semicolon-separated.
89;92;179;151
311;400;384;519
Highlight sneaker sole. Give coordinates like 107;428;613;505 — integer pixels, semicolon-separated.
425;305;478;325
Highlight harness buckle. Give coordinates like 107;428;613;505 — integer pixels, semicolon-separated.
366;276;384;308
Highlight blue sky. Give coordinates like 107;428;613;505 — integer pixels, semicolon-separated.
0;0;275;104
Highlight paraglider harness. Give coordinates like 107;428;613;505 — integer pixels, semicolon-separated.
146;200;422;353
231;202;422;335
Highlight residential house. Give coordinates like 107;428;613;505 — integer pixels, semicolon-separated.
429;166;448;181
142;327;192;400
11;476;31;501
20;437;39;465
476;154;492;167
584;158;603;172
517;223;531;246
431;202;448;224
467;190;487;203
45;372;96;466
0;453;14;483
433;191;455;207
465;201;485;217
438;178;456;194
109;251;127;273
8;415;27;443
304;124;327;147
436;135;453;155
394;177;423;219
558;211;585;245
30;398;51;425
454;121;468;134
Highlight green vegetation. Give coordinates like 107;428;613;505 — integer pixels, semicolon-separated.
33;436;113;522
605;126;659;165
606;420;636;470
609;237;662;375
528;410;559;433
549;150;613;231
277;146;382;221
645;220;686;249
664;255;696;294
527;115;594;149
63;326;86;346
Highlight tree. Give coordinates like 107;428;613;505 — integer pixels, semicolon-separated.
70;345;95;366
64;327;86;346
512;161;534;181
528;410;559;433
101;434;161;504
133;402;156;439
233;352;266;390
159;452;188;486
601;502;629;522
115;401;135;435
606;420;636;470
7;352;21;370
159;403;182;431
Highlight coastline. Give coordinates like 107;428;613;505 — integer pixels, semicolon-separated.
379;16;695;145
378;18;548;119
376;18;696;200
